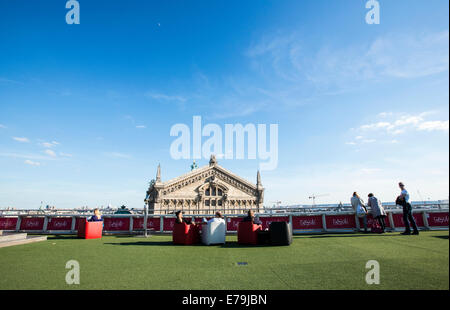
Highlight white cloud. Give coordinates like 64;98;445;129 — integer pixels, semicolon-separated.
44;149;57;157
145;92;187;103
358;112;449;135
59;152;73;157
417;120;449;132
0;124;6;129
24;160;41;166
136;125;146;129
105;152;132;159
40;141;60;148
12;137;30;143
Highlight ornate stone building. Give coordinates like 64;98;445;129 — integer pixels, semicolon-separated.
144;155;264;215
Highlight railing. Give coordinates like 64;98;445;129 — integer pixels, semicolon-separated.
0;208;448;235
1;200;448;216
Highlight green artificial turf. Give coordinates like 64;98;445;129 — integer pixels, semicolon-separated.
0;231;448;290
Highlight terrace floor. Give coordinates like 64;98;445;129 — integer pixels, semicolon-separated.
0;231;448;290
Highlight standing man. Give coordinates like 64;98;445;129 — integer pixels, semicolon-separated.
398;182;419;235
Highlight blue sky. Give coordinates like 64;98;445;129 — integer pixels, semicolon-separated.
0;0;448;208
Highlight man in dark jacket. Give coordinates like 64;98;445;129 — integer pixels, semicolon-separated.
397;182;419;235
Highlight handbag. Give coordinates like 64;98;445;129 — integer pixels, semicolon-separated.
356;205;367;218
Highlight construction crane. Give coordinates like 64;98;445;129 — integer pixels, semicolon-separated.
308;194;329;207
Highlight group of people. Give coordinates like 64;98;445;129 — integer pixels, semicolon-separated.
175;209;262;227
175;210;225;226
351;182;419;235
90;182;420;236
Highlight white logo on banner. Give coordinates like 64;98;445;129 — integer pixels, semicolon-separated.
299;219;316;226
365;260;380;285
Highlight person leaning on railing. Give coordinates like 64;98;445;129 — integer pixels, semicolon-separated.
367;193;387;233
351;192;368;233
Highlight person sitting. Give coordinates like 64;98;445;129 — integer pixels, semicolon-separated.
175;210;195;225
208;211;225;224
242;210;262;225
88;208;103;222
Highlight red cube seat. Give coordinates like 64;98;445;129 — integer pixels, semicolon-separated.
77;219;103;239
172;222;200;245
237;221;262;245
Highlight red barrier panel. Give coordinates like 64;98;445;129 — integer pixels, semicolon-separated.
47;217;72;231
20;217;45;231
292;215;323;230
226;217;243;232
325;215;356;229
392;213;425;228
74;217;88;231
0;217;18;230
163;218;176;231
259;217;289;230
132;217;161;231
359;214;391;228
427;212;449;227
103;217;130;231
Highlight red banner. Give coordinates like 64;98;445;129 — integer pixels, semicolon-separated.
391;213;425;227
358;214;391;228
258;217;289;230
325;215;356;229
0;217;18;230
292;215;323;230
74;217;88;230
20;217;45;230
132;217;161;231
163;218;176;231
103;217;130;231
46;217;73;230
226;217;243;231
427;212;449;227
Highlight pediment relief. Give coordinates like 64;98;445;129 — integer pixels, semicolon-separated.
161;166;257;196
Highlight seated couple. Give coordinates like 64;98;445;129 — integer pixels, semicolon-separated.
175;210;225;225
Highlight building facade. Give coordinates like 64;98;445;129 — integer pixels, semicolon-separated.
144;155;264;215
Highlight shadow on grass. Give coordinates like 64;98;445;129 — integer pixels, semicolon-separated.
299;233;400;239
47;235;80;240
104;240;288;248
433;235;449;240
221;241;289;248
105;241;179;246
